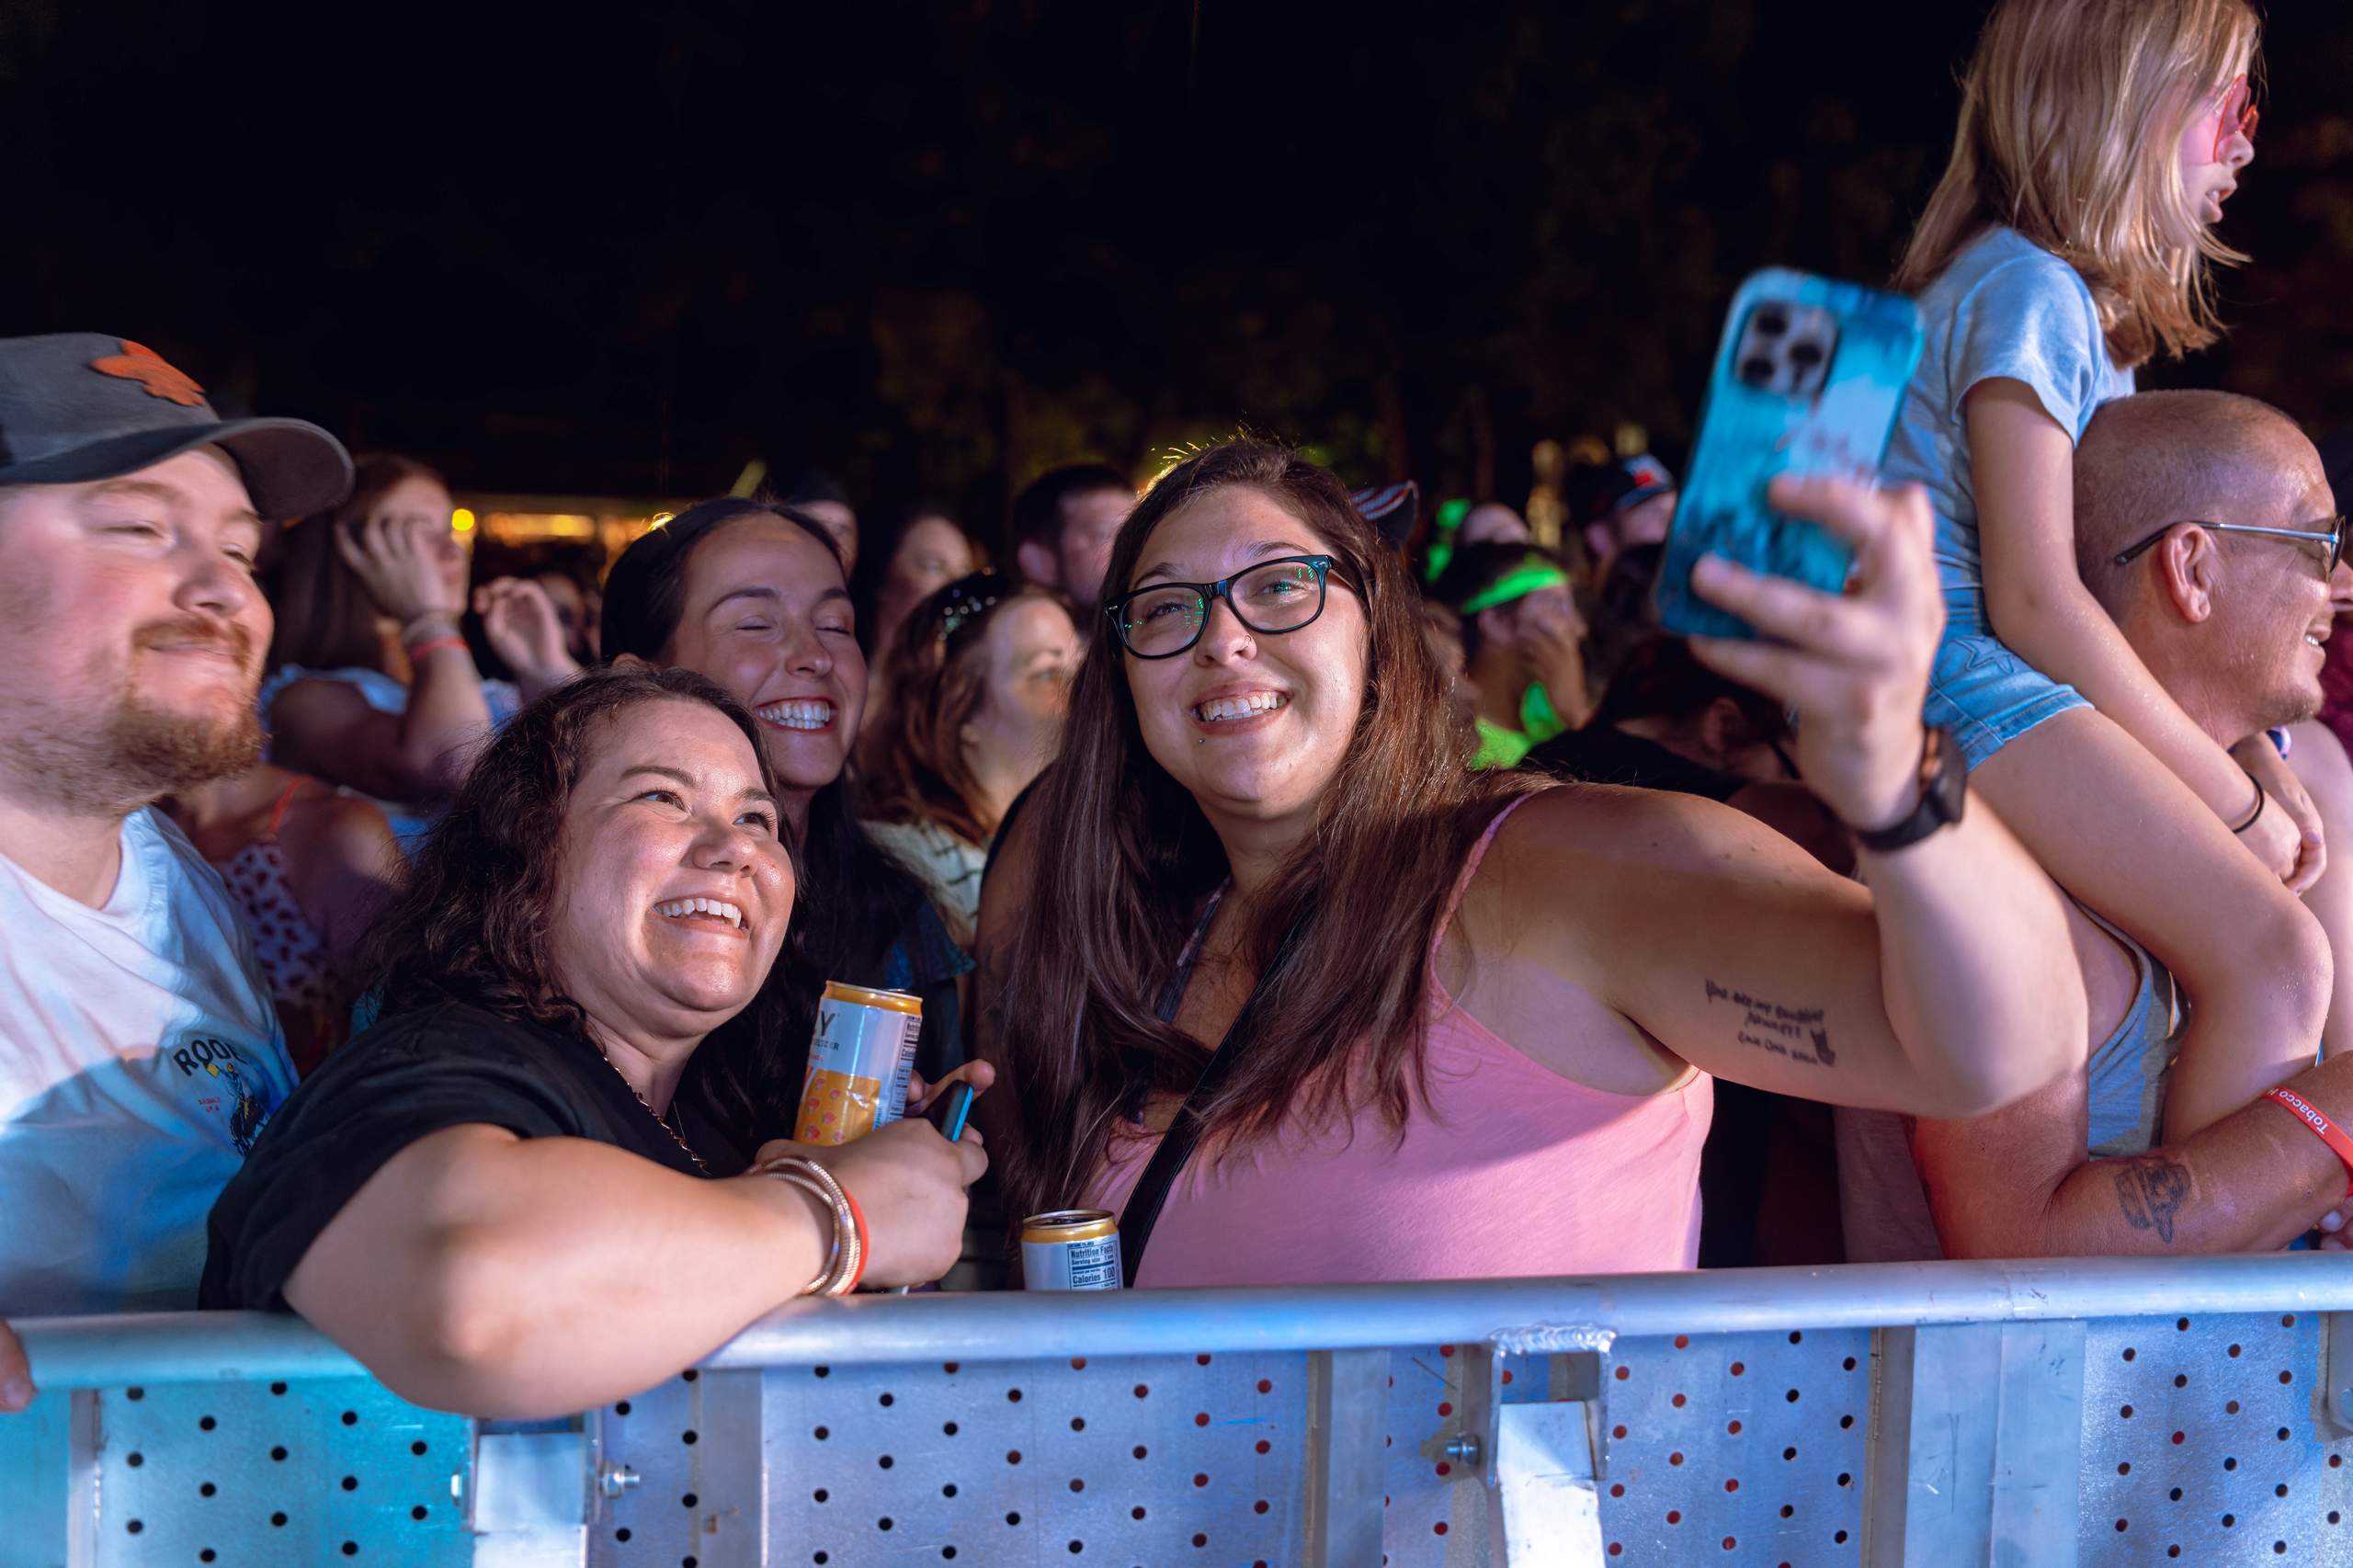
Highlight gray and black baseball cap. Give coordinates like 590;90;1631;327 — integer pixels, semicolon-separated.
0;333;351;519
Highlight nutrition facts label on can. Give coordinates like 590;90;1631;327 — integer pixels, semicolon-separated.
1023;1230;1123;1291
1064;1239;1120;1290
878;1015;918;1129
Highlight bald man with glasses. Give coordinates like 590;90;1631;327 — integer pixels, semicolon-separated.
1840;389;2353;1263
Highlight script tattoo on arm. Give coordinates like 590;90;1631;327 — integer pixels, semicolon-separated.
1703;979;1836;1069
2111;1155;2193;1245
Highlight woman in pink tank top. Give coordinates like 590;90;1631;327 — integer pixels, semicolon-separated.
975;440;2089;1289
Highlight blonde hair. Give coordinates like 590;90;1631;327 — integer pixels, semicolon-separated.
1894;0;2260;369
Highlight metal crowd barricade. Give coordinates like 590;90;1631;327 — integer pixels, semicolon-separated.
11;1254;2353;1566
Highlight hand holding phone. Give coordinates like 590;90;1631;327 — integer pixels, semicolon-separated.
930;1080;977;1143
1654;269;1925;641
1683;473;1943;832
881;1075;983;1295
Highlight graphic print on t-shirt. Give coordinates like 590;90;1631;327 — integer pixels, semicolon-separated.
0;809;297;1312
168;1032;278;1154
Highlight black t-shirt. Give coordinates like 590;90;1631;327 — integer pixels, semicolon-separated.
200;1000;746;1311
1522;725;1749;802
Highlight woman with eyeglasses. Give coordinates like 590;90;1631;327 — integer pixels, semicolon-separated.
972;439;2088;1289
857;574;1079;948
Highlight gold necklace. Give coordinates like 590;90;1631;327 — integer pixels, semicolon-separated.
591;1040;710;1176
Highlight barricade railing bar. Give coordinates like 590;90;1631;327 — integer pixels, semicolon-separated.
12;1253;2353;1567
22;1253;2353;1383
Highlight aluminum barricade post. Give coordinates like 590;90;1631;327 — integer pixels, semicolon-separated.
1862;1320;2087;1566
1300;1348;1391;1566
2321;1310;2353;1440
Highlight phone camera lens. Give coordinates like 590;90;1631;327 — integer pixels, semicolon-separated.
1739;357;1777;387
1753;310;1789;336
1788;341;1824;367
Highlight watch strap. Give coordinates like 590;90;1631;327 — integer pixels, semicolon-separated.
1854;726;1965;854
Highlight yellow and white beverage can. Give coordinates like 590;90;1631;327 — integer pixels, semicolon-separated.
1021;1210;1123;1291
795;982;923;1145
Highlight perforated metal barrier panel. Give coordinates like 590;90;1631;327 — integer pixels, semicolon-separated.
2077;1311;2353;1563
5;1376;475;1568
594;1352;1314;1565
17;1260;2353;1567
1588;1328;1873;1566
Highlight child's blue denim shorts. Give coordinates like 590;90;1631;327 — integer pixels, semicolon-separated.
1923;585;2088;772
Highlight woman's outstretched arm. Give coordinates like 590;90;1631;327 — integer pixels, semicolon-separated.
284;1117;983;1418
1491;476;2085;1116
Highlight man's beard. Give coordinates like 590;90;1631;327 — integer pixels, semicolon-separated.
2;694;264;816
2268;688;2325;730
110;697;265;798
1;622;266;815
2255;654;2327;734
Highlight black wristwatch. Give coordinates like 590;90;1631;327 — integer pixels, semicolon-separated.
1853;725;1966;853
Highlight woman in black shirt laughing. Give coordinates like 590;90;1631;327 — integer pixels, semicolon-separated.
203;666;985;1418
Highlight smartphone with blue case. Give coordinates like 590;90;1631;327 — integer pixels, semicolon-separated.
1653;268;1925;640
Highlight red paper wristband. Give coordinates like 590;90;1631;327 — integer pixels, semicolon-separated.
2264;1087;2353;1197
406;635;471;662
841;1185;871;1294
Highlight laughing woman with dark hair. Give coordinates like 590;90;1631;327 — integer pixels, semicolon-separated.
202;667;983;1416
599;498;975;1128
975;439;2089;1288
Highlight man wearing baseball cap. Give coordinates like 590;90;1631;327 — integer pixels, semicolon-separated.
0;334;351;1410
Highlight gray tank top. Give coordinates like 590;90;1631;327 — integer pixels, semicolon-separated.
1834;903;2177;1263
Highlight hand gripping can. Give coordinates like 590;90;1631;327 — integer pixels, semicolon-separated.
1021;1210;1123;1291
796;982;923;1145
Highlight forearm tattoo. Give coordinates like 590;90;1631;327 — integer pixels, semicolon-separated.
1705;979;1836;1068
2112;1156;2193;1245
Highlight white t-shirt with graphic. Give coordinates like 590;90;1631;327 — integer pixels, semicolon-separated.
0;808;295;1314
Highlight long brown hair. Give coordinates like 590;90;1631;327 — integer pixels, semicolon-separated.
267;453;448;674
1893;0;2259;368
990;439;1531;1229
857;574;1064;846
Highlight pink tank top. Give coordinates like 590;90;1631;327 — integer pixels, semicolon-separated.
1085;796;1713;1287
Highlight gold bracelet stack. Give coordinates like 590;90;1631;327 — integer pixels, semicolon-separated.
753;1155;863;1296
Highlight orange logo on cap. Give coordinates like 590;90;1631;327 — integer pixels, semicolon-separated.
91;341;206;407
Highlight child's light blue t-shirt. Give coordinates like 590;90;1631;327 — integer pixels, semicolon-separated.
1882;225;2136;603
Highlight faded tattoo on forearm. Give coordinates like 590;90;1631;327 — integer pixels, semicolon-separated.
2112;1156;2192;1245
1704;979;1836;1068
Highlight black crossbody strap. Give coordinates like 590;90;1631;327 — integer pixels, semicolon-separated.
1120;895;1307;1288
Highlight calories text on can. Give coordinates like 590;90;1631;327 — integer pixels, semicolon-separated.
1021;1210;1123;1291
796;982;923;1145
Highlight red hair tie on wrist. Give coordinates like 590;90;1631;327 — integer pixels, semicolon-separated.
841;1186;871;1294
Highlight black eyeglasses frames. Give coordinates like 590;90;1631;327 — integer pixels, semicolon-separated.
1105;554;1348;659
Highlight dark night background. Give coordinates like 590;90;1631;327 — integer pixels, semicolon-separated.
9;1;2353;543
